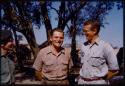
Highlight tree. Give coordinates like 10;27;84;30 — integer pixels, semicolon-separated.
1;1;123;67
59;1;123;66
1;1;39;59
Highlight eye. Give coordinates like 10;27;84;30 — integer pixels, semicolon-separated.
83;29;92;33
60;37;64;39
54;36;58;38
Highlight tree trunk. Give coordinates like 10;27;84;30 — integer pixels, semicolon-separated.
38;2;53;50
22;28;39;60
40;2;52;41
70;13;79;67
38;40;50;49
12;29;24;72
71;26;79;67
58;1;65;29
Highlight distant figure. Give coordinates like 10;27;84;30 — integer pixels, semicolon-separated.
0;30;15;84
77;19;119;85
110;47;124;85
33;28;73;85
116;47;123;74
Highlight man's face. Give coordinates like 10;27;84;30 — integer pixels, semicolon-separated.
2;38;15;51
50;31;64;48
83;24;97;42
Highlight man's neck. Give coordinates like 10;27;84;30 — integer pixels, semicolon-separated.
51;45;61;55
89;35;99;44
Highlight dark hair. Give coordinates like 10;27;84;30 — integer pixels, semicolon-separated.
84;19;100;34
0;30;13;45
50;28;64;36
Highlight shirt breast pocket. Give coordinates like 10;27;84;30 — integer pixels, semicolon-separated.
89;57;105;67
43;61;55;73
45;61;54;66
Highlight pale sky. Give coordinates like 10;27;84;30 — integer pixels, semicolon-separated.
19;2;123;48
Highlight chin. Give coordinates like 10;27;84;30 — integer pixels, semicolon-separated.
56;45;61;47
55;44;61;47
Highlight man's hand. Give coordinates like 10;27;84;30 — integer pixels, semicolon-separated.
106;70;119;79
35;71;43;81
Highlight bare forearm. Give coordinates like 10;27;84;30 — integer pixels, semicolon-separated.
106;70;119;79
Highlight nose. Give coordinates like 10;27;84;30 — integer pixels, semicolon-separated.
57;39;62;42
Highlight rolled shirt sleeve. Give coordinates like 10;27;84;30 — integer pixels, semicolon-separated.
32;50;43;71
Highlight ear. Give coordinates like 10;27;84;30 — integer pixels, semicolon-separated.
93;28;97;34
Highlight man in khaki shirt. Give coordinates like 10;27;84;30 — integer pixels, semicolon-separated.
33;28;73;85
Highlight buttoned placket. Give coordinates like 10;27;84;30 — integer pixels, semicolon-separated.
84;44;95;78
56;56;59;78
90;44;101;78
89;44;97;78
51;49;64;79
55;53;61;79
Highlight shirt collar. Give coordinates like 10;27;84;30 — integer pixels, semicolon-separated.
94;37;100;45
85;37;100;47
47;45;65;54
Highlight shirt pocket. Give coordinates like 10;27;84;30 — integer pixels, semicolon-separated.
43;61;55;73
89;57;105;67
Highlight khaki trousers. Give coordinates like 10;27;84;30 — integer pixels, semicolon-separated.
41;79;69;85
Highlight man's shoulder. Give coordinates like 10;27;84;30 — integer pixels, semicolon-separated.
99;39;111;46
96;39;114;50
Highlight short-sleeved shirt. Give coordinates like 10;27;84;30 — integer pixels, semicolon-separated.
33;45;73;80
0;56;15;84
79;37;119;78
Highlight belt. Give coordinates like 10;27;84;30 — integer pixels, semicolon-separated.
42;77;67;81
80;76;103;81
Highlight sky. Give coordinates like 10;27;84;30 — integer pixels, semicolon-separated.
100;5;123;48
19;2;123;48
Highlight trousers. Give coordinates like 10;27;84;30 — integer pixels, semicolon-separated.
78;78;109;85
41;79;69;85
